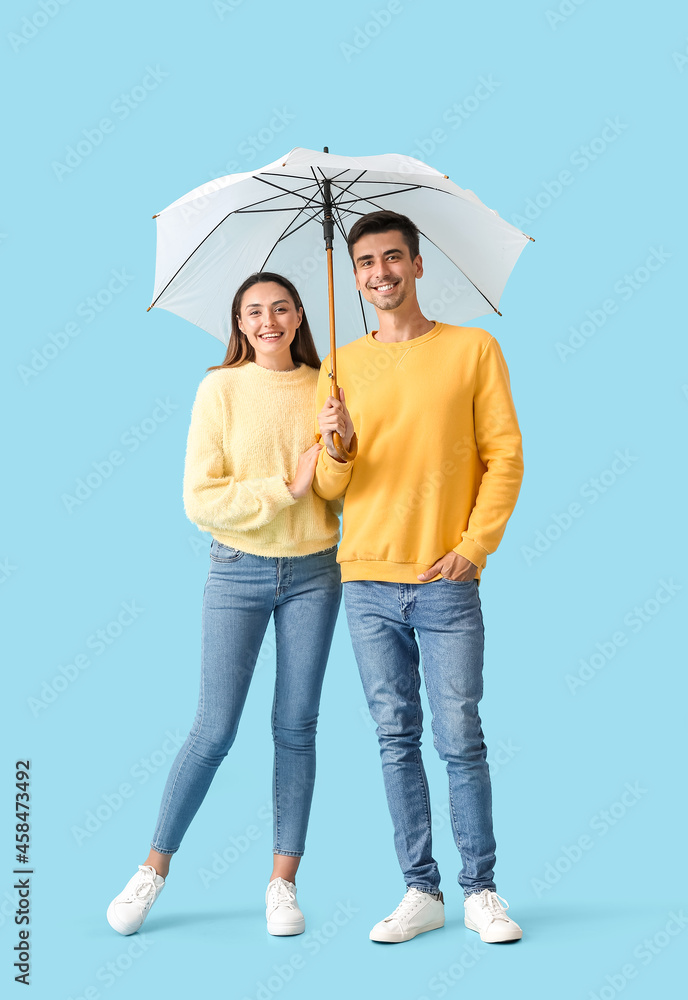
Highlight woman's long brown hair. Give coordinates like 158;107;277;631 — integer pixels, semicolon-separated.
206;272;321;372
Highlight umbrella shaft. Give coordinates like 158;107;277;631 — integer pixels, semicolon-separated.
327;246;338;393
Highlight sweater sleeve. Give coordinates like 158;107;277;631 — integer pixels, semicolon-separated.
183;375;297;532
311;357;354;501
453;336;524;569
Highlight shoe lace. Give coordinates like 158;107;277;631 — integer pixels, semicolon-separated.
268;879;296;910
479;889;510;921
388;888;428;920
123;866;158;906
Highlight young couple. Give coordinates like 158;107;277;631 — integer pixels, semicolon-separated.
107;209;525;945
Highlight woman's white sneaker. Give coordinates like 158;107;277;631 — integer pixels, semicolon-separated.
464;888;522;942
265;877;305;936
107;865;165;935
369;888;445;943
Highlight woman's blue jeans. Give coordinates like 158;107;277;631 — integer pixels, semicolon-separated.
343;577;496;898
150;540;342;857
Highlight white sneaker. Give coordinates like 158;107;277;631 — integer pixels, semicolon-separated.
107;865;165;935
464;888;522;942
265;877;305;936
369;888;445;943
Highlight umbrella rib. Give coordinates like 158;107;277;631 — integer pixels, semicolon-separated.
150;208;245;309
416;229;501;314
332;189;502;316
262;167;354;185
357;290;369;337
331;176;450;190
231;184;316;215
274;211;322;241
330;196;351;244
248;174;324;205
234;206;321;214
332;185;426;207
257;208;324;270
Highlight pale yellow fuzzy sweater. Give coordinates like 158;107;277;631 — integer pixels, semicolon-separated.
183;361;341;556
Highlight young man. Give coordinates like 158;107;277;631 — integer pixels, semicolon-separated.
313;210;524;945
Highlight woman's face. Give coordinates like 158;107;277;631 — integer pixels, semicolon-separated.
237;281;303;368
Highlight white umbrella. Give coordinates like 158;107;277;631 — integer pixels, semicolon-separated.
148;146;533;457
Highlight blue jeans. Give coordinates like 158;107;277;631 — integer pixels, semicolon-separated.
344;578;496;898
151;540;342;856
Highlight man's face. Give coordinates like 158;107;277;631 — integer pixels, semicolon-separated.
351;229;423;311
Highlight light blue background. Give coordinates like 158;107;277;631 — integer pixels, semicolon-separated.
3;1;686;998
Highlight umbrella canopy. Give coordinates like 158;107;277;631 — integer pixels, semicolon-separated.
149;147;532;357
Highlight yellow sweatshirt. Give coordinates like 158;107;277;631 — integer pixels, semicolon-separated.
183;361;341;556
312;323;523;584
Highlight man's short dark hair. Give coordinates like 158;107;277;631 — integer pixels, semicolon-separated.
346;210;420;264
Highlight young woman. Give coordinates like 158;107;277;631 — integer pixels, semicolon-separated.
107;272;342;937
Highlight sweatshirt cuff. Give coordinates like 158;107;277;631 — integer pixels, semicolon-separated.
321;447;354;475
453;537;489;570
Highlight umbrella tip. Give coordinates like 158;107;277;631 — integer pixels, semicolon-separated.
152;213;159;219
323;146;329;153
146;305;153;312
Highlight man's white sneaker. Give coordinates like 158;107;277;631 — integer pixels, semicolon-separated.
369;888;445;943
107;865;165;935
464;888;522;942
265;877;305;936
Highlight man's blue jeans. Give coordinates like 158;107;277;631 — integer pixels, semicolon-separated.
151;539;342;857
344;577;496;898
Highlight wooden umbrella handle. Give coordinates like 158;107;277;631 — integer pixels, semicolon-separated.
329;382;358;462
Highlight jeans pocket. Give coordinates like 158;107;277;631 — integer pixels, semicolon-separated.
210;539;245;563
442;576;476;584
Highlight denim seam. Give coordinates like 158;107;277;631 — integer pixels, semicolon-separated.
151;586;209;853
408;633;434;874
447;780;463;858
151;723;203;854
273;615;281;853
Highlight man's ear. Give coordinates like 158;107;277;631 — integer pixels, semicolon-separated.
414;254;424;279
353;267;361;291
